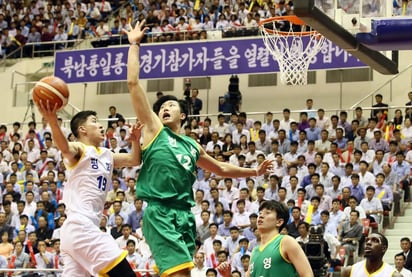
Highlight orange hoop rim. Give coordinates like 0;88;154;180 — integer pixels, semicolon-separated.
259;15;306;26
259;15;321;36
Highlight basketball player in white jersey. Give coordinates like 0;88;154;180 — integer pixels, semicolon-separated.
37;101;142;277
341;233;402;277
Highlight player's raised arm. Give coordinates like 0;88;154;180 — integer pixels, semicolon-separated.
36;100;81;167
197;146;272;178
125;20;162;142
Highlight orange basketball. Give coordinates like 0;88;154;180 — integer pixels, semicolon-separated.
32;76;70;111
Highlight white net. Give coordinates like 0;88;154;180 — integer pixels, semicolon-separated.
260;18;327;86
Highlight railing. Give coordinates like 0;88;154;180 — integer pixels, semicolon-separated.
112;105;412;127
3;104;412;131
10;70;26;89
12;80;81;123
350;63;412;109
1;26;259;62
0;39;84;72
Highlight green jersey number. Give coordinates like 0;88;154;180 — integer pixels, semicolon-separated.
176;154;192;170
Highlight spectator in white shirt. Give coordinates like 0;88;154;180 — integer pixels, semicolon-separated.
203;223;226;257
264;175;279;201
359;160;376;188
232;122;250;145
394;253;412;277
245;142;263;168
206;132;224;155
222;178;240;206
280;108;295;133
402;118;412;142
316;108;331;130
53;25;68;49
35;240;54;273
283;141;299;167
226;226;244;256
316;184;333;212
326;176;342;200
126;240;144;270
26;140;40;163
340;196;366;224
261;112;274;135
232;188;252;213
191;251;208;277
319;162;334;188
214;114;230;139
269;153;287;178
268;119;281;141
116;224;138;250
360;141;375;164
232;199;250;229
360;186;383;223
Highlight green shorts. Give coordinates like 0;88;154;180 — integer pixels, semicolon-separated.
143;202;196;276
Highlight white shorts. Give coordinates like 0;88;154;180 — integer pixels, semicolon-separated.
60;215;126;277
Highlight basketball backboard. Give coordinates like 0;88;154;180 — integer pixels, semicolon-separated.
294;0;412;75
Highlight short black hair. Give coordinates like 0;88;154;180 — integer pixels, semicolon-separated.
401;237;411;243
395;253;406;260
206;268;217;276
127;239;136;246
259;200;289;231
70;110;97;138
366;185;375;192
350;209;360;218
152;95;188;126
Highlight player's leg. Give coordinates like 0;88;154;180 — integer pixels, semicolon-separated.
143;204;196;277
61;251;89;277
61;217;135;277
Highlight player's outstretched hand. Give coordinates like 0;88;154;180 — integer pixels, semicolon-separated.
123;20;149;45
256;159;273;176
128;121;144;142
36;100;59;121
217;262;231;277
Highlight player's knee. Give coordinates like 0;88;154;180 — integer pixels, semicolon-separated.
107;258;135;277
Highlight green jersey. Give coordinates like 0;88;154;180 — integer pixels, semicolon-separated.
250;234;299;277
136;127;200;208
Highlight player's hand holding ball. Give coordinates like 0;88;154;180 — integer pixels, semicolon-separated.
32;76;70;113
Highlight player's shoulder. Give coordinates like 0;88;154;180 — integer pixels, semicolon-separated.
68;141;84;151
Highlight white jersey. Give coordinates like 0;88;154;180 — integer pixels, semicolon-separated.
350;260;395;277
63;144;113;226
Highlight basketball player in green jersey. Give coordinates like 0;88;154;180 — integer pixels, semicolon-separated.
219;200;312;277
125;21;273;277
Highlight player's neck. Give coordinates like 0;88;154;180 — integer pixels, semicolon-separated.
365;258;384;274
79;137;101;148
165;123;181;134
259;229;279;246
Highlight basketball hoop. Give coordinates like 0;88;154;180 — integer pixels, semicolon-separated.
259;15;326;86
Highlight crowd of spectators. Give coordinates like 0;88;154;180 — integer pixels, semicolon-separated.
0;0;291;56
0;0;411;56
182;91;412;276
0;0;126;58
0;91;411;276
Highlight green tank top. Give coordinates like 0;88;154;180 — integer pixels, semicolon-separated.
136;127;200;209
250;234;299;277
